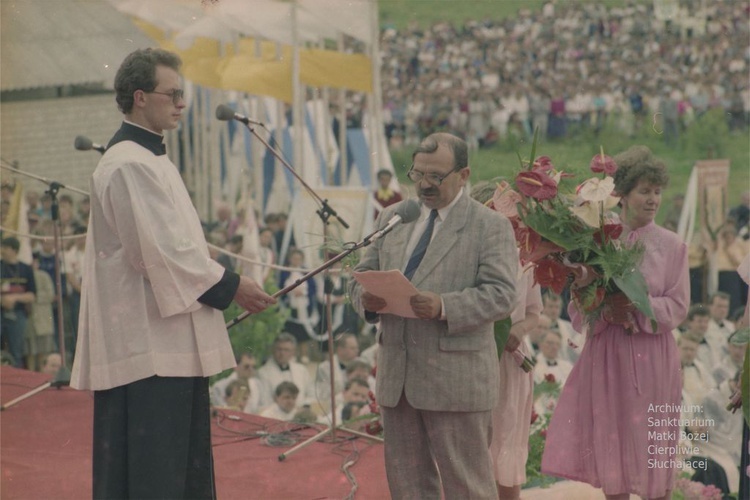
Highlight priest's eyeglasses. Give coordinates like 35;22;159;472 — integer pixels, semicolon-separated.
407;166;460;186
147;89;184;105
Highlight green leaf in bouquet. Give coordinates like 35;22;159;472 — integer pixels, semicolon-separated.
730;327;750;345
612;270;657;331
519;202;592;251
494;317;512;358
574;283;600;312
588;240;645;283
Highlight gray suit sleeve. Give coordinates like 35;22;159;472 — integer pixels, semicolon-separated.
442;210;518;334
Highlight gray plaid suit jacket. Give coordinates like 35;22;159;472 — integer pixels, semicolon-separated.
349;191;518;412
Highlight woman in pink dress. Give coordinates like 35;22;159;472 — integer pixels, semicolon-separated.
473;182;543;499
492;266;542;499
541;146;690;499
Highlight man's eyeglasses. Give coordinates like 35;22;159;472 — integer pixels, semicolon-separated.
407;166;462;186
146;89;184;105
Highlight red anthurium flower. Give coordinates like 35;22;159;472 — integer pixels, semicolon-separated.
589;287;606;311
365;421;383;435
540;429;548;439
533;258;569;294
521;239;566;266
593;223;623;245
515;171;558;200
530;410;539;424
514;225;542;254
544;373;556;383
590;154;618;175
532;156;554;172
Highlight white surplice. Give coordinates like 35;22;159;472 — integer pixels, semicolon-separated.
71;140;235;390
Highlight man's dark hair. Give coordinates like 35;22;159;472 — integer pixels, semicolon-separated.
412;132;468;171
275;381;299;397
1;236;20;252
334;333;357;351
344;377;369;391
114;48;182;114
687;304;710;321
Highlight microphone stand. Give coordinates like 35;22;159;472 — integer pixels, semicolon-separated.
0;161;88;408
224;223;387;458
224;120;381;460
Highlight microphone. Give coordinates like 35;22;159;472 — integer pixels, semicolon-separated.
369;199;420;242
215;104;265;127
74;135;106;154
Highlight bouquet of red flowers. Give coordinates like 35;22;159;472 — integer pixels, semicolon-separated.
489;138;656;333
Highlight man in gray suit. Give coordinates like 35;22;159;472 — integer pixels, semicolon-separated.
348;133;517;499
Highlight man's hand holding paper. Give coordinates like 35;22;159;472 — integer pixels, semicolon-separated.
352;270;422;319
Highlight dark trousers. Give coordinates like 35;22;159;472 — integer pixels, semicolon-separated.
93;376;215;500
1;309;27;367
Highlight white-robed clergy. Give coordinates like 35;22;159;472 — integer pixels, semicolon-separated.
70;48;275;500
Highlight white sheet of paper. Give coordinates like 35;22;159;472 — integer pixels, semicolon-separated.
352;269;419;318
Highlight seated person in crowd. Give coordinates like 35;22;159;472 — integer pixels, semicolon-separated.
685;373;744;496
344;359;376;392
41;352;62;378
312;333;360;410
359;339;378;369
340;401;369;432
210;351;262;414
257;333;313;409
712;330;746;387
260;381;300;422
224;379;251;412
705;292;735;349
679;335;715;405
533;329;573;386
683;304;723;369
524;313;553;358
319;377;370;427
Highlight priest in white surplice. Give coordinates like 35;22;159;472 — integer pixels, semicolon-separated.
70;48;275;500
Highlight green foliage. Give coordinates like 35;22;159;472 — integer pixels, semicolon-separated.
686;109;731;159
525;431;558;489
588;241;645;282
211;279;288;384
379;0;650;30
525;379;562;488
493;317;512;355
520;198;596;252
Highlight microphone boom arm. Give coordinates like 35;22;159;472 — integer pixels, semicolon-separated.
226;221;391;329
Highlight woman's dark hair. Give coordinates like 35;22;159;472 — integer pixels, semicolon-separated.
114;48;182;114
612;146;669;197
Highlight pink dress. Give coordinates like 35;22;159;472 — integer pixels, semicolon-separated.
541;222;690;497
490;266;543;486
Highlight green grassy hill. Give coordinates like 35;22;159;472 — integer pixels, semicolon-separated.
380;0;750;219
379;0;649;30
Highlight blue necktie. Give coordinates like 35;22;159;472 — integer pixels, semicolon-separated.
404;209;438;281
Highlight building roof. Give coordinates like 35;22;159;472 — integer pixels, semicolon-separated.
1;0;155;91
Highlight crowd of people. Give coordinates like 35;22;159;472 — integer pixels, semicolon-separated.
378;0;750;148
0;186;88;370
